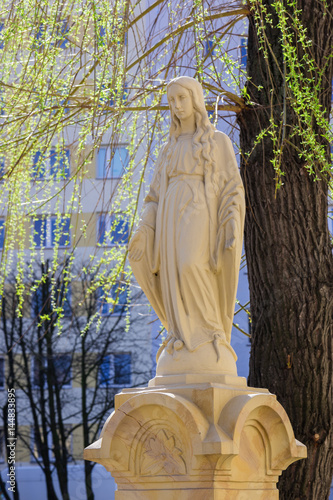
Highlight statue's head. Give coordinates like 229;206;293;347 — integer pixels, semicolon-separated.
164;76;217;186
167;76;208;132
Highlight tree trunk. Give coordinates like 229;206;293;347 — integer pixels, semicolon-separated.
81;333;95;500
237;1;333;499
2;300;20;500
84;460;94;500
0;475;11;500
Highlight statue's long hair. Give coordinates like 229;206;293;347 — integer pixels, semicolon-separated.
165;76;218;190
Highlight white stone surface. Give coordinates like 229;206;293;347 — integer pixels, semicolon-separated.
129;76;245;370
85;381;306;499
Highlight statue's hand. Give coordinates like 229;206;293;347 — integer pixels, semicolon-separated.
128;229;146;262
224;219;236;251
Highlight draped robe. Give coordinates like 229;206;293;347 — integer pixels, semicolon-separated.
129;130;245;353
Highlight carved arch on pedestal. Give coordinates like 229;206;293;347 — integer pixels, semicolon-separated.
98;392;210;475
218;393;307;477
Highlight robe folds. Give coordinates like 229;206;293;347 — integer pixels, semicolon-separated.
129;130;245;352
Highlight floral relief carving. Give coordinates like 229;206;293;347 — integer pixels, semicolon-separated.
140;428;186;475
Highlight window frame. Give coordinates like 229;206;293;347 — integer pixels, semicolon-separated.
240;37;247;69
96;17;128;47
97;213;129;247
31;283;71;319
32;148;70;180
98;352;132;388
204;39;215;57
33;23;45;49
31;354;72;389
32;215;71;249
0;156;5;179
33;19;70;51
0;21;4;51
96;283;128;317
0;219;5;250
206;99;216;122
56;17;70;49
31;355;47;389
51;354;72;389
97;145;129;179
328;206;333;236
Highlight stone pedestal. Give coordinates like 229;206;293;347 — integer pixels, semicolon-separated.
84;372;306;499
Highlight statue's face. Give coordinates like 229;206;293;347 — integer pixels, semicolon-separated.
167;84;193;122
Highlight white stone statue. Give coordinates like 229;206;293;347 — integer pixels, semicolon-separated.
129;76;245;373
87;90;306;493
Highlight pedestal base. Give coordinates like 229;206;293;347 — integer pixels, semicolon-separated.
84;378;306;499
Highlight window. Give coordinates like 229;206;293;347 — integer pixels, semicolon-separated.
328;206;333;236
98;85;128;110
32;148;70;179
58;98;70;115
31;287;44;319
0;157;5;178
99;356;110;386
52;355;71;387
33;20;69;50
32;356;46;388
31;284;71;318
32;355;71;388
97;284;128;316
50;93;70;115
99;353;131;387
114;353;131;385
97;146;129;179
99;23;106;41
97;18;128;46
0;219;5;250
0;22;4;51
0;358;4;389
50;148;70;178
205;39;215;56
110;85;128;106
57;285;71;317
34;24;45;49
240;37;247;68
33;216;70;248
32;151;48;179
56;18;69;49
97;213;129;246
206;99;215;122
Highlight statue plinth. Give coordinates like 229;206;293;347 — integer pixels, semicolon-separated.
84;373;306;499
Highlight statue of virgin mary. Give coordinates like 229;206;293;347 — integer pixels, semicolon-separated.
129;76;245;368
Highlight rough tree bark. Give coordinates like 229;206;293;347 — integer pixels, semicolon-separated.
237;1;333;499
